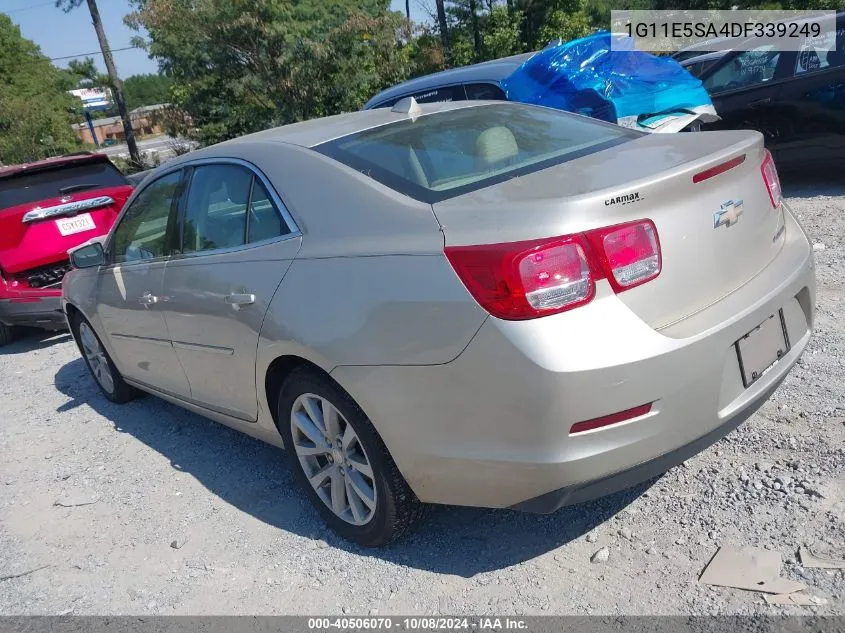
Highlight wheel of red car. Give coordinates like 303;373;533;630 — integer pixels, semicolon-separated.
0;323;14;347
70;313;139;404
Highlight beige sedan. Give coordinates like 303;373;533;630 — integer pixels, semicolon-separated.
63;100;815;546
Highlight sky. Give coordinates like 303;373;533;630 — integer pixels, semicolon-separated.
4;0;158;77
3;0;432;79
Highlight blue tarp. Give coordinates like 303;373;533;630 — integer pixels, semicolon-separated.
501;32;717;132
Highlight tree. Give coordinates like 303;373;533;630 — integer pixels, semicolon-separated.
123;73;173;108
435;0;451;61
0;13;81;164
56;0;140;165
67;57;110;86
126;0;404;145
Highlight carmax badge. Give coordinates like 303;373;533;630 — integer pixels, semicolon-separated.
713;199;744;229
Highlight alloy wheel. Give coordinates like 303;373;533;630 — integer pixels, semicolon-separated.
79;322;114;395
290;393;377;526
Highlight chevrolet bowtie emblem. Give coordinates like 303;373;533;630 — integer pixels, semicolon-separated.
714;199;744;229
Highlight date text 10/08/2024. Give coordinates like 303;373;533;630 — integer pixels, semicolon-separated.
307;617;528;630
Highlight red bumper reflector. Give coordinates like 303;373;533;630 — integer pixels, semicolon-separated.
692;154;746;183
569;403;653;435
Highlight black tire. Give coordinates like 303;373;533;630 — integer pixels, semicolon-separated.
0;323;14;347
277;367;425;547
70;313;139;404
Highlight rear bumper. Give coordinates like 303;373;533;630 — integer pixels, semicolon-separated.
331;207;815;510
510;373;785;513
0;293;65;329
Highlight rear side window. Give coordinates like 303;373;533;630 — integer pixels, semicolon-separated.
315;103;637;203
464;83;506;100
182;163;290;253
0;160;128;209
794;29;845;75
373;85;466;109
183;165;251;253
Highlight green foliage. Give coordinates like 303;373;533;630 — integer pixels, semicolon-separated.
0;13;81;165
481;6;526;58
123;73;174;108
126;0;401;145
67;57;107;85
538;6;592;45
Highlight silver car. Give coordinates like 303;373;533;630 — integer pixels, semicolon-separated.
63;100;816;546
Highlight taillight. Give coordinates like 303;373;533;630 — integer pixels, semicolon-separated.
445;219;661;320
583;221;661;293
760;149;782;208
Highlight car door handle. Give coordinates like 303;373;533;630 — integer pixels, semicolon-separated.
749;97;771;108
225;293;255;306
138;292;158;306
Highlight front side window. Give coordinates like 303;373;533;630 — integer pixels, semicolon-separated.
111;170;183;264
315;103;637;203
703;45;783;93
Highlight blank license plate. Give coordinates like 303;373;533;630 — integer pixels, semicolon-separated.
56;213;96;237
735;310;790;388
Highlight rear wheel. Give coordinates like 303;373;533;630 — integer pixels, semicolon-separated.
0;323;14;347
277;368;424;547
71;314;138;404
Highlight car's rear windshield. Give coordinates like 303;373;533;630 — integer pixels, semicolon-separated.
0;159;129;210
314;103;639;203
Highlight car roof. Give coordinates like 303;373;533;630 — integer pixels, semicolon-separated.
362;52;535;109
0;152;109;180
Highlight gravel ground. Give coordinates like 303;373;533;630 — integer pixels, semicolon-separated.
0;185;843;616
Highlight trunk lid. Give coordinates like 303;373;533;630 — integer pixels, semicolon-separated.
433;130;784;329
0;158;132;280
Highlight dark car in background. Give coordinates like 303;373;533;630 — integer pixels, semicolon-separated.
0;152;132;345
699;13;845;171
680;50;731;78
363;53;533;109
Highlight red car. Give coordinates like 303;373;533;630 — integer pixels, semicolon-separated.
0;153;133;346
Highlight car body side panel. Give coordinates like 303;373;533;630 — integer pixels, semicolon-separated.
260;254;486;367
764;66;845;169
162;236;302;422
74;259;193;398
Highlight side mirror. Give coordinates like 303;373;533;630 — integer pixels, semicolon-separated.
69;241;106;269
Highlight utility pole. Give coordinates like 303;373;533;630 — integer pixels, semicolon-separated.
435;0;450;64
57;0;140;165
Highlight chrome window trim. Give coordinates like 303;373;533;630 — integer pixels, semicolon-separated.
170;157;301;261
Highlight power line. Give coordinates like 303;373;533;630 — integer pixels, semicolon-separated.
4;1;56;15
49;45;142;62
